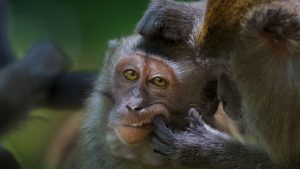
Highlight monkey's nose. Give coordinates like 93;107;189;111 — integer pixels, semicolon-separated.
126;105;133;112
126;105;143;112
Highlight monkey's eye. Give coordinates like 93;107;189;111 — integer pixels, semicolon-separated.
123;69;139;81
150;77;168;88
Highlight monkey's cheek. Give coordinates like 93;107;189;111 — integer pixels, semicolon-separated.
114;125;153;144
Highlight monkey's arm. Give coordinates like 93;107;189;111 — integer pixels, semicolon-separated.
0;42;96;133
45;71;96;110
0;146;21;169
136;0;204;41
152;110;278;169
0;43;67;134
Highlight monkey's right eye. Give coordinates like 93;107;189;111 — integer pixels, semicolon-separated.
123;69;139;81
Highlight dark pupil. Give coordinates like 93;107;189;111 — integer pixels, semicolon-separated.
156;78;162;82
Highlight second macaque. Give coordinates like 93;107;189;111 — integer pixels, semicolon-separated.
137;0;300;168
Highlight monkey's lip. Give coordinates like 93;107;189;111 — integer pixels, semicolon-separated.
113;104;169;144
120;123;153;129
120;110;169;128
123;119;153;128
114;123;153;144
113;114;163;144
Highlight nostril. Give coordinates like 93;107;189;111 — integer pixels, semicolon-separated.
126;105;143;112
133;106;143;111
126;105;133;112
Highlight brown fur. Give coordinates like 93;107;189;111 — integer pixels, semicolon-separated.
197;0;274;59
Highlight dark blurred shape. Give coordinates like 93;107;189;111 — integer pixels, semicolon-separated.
46;72;97;109
0;146;21;169
0;34;97;136
0;42;67;135
0;1;97;168
0;0;96;136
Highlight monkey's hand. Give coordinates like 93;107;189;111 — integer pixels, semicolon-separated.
152;108;231;163
152;109;278;169
136;0;202;41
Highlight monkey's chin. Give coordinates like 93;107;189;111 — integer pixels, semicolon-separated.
114;125;153;144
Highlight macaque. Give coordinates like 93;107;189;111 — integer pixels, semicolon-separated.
56;34;237;169
137;0;300;168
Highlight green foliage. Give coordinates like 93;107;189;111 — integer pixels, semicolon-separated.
9;0;148;70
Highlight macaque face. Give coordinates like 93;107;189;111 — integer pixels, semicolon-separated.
109;51;180;144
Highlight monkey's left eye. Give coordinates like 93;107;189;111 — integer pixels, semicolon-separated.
150;77;168;88
123;69;139;81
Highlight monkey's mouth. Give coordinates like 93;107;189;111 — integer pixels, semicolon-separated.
113;116;157;144
114;123;153;145
124;118;153;128
112;104;170;145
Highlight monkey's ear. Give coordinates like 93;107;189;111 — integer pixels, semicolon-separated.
218;74;242;121
108;39;120;50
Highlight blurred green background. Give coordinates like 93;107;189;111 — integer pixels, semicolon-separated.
1;0;149;169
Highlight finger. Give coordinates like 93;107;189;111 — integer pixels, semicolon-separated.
153;149;167;156
153;128;174;145
153;116;174;144
152;136;173;157
188;108;200;119
153;115;166;127
188;108;205;129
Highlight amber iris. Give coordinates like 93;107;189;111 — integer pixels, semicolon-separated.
150;77;167;88
123;69;139;81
